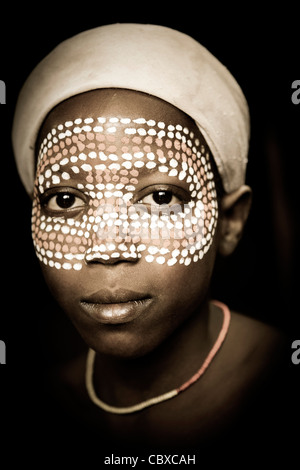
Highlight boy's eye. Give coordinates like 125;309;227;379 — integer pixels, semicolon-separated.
42;191;86;212
140;190;180;206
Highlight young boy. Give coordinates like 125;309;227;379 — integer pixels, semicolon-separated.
12;24;286;454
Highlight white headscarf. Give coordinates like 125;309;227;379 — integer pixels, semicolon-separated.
12;23;250;195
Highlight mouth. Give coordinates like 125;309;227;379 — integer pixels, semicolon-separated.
80;288;153;324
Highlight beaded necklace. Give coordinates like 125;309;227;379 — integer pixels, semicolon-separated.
85;300;230;414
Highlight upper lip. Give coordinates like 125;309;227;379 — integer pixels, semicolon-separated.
81;288;151;305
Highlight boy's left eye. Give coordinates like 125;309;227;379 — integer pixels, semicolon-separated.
139;190;181;206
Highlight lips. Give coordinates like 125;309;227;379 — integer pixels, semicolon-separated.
80;288;153;324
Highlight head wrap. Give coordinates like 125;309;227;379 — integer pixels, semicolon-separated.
12;23;250;195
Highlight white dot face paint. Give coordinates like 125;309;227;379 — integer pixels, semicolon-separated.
32;117;218;271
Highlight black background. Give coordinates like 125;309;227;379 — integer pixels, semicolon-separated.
1;6;299;466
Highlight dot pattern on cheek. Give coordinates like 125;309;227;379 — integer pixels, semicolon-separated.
31;117;218;270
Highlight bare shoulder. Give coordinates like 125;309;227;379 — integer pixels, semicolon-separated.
224;310;287;376
230;310;285;347
198;309;288;428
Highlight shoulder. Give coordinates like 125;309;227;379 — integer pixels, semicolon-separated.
194;308;287;431
205;304;287;400
229;310;286;358
220;309;287;387
215;310;291;442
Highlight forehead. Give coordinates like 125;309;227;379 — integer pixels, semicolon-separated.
37;89;203;149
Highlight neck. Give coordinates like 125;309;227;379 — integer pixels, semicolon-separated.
92;298;220;408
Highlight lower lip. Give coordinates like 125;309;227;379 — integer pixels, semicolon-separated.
80;298;153;324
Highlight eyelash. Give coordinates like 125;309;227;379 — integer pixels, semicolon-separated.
40;184;190;215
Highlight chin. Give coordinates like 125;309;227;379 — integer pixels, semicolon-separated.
83;328;158;360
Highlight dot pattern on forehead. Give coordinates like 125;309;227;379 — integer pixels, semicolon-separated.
32;117;218;270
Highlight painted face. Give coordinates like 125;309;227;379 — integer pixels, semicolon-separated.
32;89;220;358
32;117;217;270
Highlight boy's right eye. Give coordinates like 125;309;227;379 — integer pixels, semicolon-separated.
41;190;86;213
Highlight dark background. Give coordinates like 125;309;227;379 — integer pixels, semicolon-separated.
1;6;299;465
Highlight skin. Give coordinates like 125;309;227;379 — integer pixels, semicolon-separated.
33;89;284;448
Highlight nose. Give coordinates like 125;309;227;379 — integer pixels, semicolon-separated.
84;203;143;265
84;240;142;265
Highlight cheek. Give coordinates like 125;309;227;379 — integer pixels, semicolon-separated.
135;201;218;268
31;197;87;272
149;236;218;295
38;261;83;318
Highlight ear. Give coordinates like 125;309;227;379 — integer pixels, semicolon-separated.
218;185;252;256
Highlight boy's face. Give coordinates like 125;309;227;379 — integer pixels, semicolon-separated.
32;89;220;358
